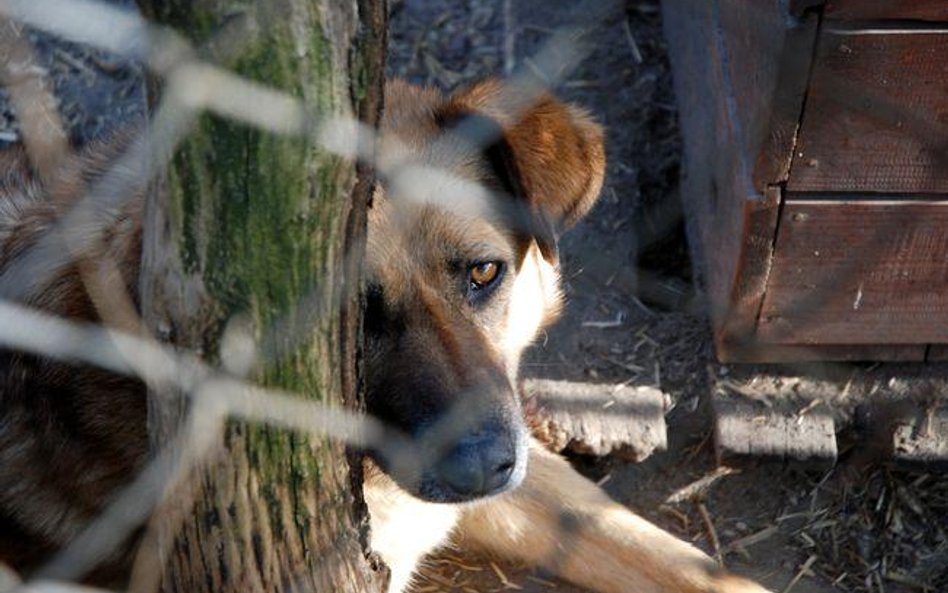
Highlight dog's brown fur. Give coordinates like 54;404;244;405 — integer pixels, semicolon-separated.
0;135;146;573
0;80;771;593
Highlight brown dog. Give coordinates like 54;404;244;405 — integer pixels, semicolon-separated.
0;79;771;593
361;80;772;593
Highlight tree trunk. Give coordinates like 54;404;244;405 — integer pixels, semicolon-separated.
137;1;386;592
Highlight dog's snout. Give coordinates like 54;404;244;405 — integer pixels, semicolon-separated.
435;426;518;499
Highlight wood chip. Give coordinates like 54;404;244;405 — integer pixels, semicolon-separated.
489;562;522;590
659;504;690;531
781;554;817;593
725;525;779;553
622;18;643;64
696;501;723;566
795;398;823;424
581;313;624;328
884;571;933;592
664;466;738;505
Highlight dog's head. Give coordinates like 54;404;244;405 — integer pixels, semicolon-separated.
364;80;604;503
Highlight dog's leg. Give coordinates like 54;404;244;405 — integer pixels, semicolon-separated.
364;465;460;593
455;441;772;593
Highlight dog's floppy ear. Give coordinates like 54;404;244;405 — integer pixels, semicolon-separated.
438;79;605;262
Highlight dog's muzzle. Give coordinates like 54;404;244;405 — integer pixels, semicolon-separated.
377;415;529;504
432;418;522;499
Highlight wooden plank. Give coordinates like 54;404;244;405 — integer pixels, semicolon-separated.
522;379;668;462
752;14;819;190
717;342;926;363
716;186;781;349
825;1;948;22
713;397;837;466
788;31;948;193
664;1;812;352
893;408;948;465
717;5;818;192
665;0;754;330
927;345;948;361
757;200;948;345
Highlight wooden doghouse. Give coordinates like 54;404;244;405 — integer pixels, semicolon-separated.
663;1;948;362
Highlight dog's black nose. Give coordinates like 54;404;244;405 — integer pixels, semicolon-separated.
435;428;517;498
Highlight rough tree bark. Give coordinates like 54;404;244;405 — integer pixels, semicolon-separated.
137;1;386;592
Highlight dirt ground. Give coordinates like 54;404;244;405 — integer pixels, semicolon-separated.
0;0;144;147
0;1;944;592
388;1;948;592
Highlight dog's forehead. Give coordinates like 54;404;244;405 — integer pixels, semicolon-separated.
366;193;515;289
378;80;498;194
367;88;519;295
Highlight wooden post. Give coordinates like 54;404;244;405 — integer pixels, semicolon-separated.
137;1;387;592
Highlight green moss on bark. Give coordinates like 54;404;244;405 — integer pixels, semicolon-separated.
143;1;383;591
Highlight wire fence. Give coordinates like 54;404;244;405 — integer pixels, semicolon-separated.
0;1;946;593
0;0;620;591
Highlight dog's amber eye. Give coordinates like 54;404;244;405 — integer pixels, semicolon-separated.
469;261;502;292
471;262;497;286
466;260;505;304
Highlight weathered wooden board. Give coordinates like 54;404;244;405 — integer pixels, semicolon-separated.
719;6;819;192
926;345;948;361
720;343;926;363
715;186;781;357
713;397;837;467
667;2;948;363
663;1;817;352
751;17;819;190
757;200;948;345
788;31;948;193
893;408;948;465
523;379;668;461
825;1;948;22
